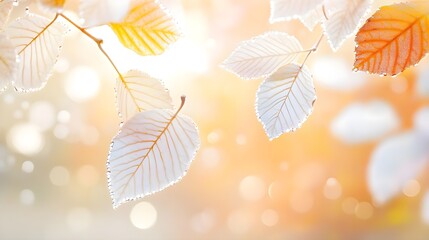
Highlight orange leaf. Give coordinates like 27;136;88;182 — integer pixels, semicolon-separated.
354;2;429;76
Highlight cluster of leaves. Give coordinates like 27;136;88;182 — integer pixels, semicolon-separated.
0;0;200;208
222;0;429;140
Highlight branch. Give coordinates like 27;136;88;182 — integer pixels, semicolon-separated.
57;13;128;87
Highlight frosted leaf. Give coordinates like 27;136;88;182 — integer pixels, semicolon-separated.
256;64;316;140
116;70;173;122
322;0;372;51
299;7;325;31
109;0;180;56
108;97;200;208
270;0;324;23
6;13;67;92
222;32;304;80
0;33;17;92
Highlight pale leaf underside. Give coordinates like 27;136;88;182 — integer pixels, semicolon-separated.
79;0;130;28
256;63;316;140
323;0;372;51
300;7;325;31
0;33;17;92
108;108;200;208
222;32;304;80
354;3;429;76
270;0;324;23
109;0;180;56
116;70;173;122
7;14;67;92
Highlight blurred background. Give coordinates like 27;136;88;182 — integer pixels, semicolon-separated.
1;0;429;239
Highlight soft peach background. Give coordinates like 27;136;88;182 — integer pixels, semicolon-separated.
1;0;429;239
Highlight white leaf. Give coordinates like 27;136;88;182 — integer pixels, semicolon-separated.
7;14;67;92
79;0;130;28
421;191;429;224
222;32;304;80
256;63;316;140
0;0;13;29
322;0;372;51
299;7;325;31
368;131;429;205
116;70;173;122
0;33;17;92
331;101;399;144
108;98;200;208
270;0;324;23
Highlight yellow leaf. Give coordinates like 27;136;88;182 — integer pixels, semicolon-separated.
354;2;429;76
109;0;180;56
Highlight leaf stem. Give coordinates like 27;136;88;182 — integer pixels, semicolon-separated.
176;96;186;115
300;34;324;68
18;13;59;55
57;13;102;45
57;13;126;84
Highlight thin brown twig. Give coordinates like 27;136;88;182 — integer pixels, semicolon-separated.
57;13;127;85
300;33;324;69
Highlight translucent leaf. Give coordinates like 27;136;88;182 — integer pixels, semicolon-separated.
256;63;316;140
108;97;200;208
331;100;399;144
116;70;173;122
6;14;67;92
0;33;17;92
109;0;180;56
222;32;304;80
270;0;324;23
79;0;130;28
368;131;429;205
300;7;325;31
0;0;13;29
322;0;372;51
354;2;429;76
